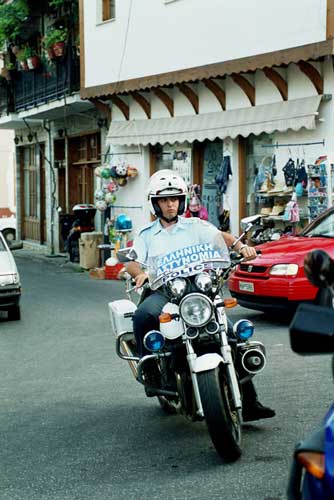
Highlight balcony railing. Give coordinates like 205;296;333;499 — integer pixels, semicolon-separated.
0;49;80;116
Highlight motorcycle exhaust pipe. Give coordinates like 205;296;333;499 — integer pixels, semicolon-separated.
241;348;266;374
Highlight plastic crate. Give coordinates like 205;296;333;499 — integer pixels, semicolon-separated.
104;263;124;280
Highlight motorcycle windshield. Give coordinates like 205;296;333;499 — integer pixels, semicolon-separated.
148;233;230;290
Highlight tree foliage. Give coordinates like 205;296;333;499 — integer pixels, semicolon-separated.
0;0;29;46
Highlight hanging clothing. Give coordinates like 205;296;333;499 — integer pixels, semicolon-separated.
215;155;232;194
282;158;296;187
295;159;308;188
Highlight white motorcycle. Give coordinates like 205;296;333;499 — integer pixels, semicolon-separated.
108;220;267;462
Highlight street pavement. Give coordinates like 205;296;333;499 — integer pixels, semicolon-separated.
0;251;333;500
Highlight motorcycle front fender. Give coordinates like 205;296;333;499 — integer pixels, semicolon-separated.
193;353;224;373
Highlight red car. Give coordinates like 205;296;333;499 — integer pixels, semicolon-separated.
228;207;334;313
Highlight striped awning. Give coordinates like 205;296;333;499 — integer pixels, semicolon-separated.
107;95;322;146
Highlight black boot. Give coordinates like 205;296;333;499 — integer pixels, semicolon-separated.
242;380;275;422
243;400;276;422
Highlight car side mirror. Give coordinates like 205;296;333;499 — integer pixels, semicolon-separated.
9;240;23;250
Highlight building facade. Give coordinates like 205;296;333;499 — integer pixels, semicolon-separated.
0;0;108;253
80;0;334;235
0;129;15;217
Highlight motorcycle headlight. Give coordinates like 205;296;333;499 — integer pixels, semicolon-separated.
179;293;213;327
269;264;298;276
194;273;212;293
168;278;187;299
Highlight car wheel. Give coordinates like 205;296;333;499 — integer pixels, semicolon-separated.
8;305;21;321
2;229;16;247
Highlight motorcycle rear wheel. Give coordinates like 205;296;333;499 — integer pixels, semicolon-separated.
198;365;242;462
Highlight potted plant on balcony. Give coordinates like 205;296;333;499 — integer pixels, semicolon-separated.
25;48;41;70
43;27;68;59
16;48;29;71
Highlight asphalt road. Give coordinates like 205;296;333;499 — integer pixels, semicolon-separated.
0;254;332;500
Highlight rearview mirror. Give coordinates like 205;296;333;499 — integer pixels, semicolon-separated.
116;248;138;263
304;250;334;289
240;215;262;232
289;303;334;355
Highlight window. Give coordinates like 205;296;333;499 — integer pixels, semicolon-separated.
102;0;115;21
23;146;38;218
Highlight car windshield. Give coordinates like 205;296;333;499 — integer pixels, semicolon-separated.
147;233;231;290
303;212;334;238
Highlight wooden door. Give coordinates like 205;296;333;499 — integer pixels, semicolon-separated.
68;133;100;209
21;145;39;241
20;143;46;243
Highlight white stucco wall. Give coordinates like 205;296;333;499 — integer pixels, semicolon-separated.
0;130;15;213
84;0;327;89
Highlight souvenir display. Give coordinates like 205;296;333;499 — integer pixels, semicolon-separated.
96;200;107;212
106;181;118;193
101;167;112;179
185;184;208;221
94;159;139;208
115;163;128;177
104;193;117;205
127;165;138;178
94;189;105;201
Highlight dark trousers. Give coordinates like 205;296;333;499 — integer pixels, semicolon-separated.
132;291;258;404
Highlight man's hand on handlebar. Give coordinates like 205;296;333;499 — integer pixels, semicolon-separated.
239;244;257;260
135;272;149;289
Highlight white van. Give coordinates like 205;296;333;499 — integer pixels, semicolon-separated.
0;231;22;320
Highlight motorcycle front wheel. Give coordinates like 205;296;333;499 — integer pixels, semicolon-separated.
198;365;242;462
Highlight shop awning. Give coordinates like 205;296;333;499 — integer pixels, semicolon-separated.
107;95;322;146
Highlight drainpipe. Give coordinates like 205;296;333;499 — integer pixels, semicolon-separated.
43;119;56;256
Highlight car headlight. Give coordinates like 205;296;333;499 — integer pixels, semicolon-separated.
168;278;187;299
179;293;213;327
0;274;18;286
269;264;298;276
194;273;212;293
12;273;20;285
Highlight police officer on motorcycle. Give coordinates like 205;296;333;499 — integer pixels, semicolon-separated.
126;169;275;422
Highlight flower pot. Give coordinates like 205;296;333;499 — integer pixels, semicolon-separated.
52;41;65;57
0;67;11;81
11;45;20;56
27;55;41;70
48;47;55;58
19;60;29;71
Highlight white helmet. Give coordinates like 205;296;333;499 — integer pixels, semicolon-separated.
147;169;187;218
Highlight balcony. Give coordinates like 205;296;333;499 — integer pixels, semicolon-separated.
0;50;80;117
